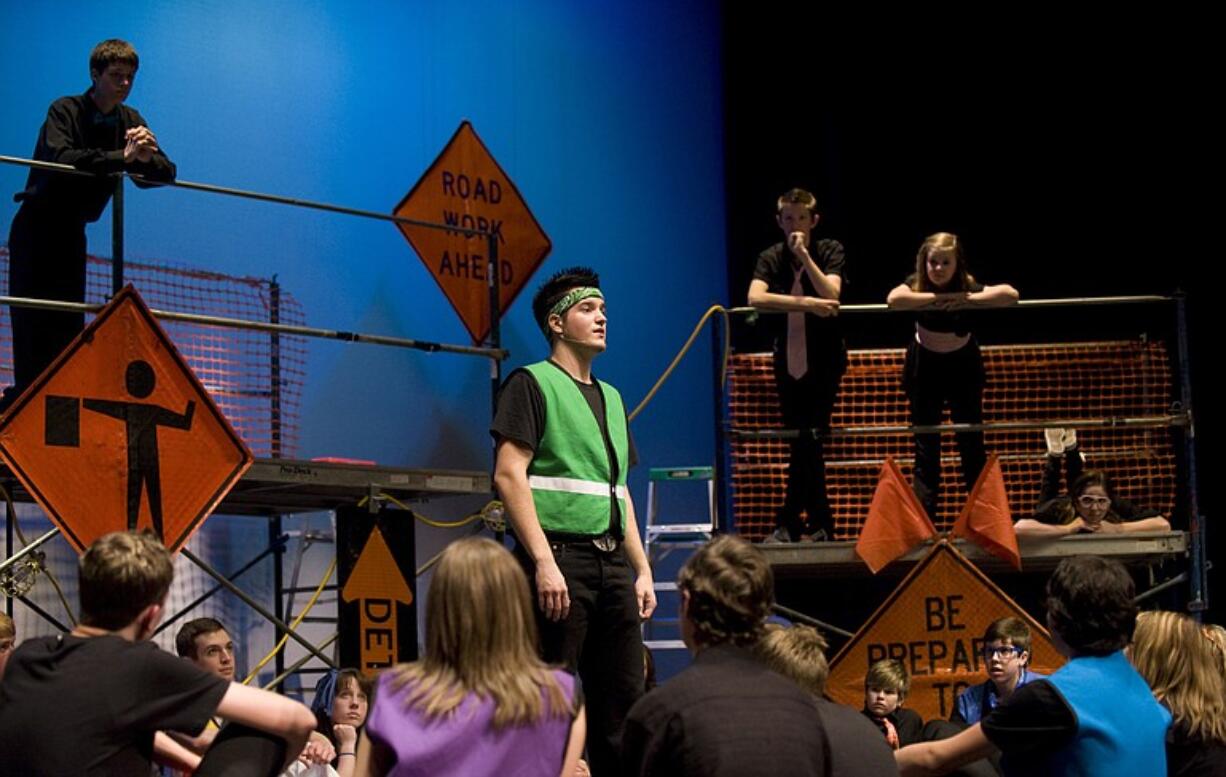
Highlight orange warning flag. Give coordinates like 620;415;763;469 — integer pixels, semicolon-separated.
856;457;938;573
952;454;1021;570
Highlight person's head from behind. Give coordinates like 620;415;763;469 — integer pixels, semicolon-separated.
0;612;14;679
1201;623;1226;675
864;658;909;718
89;39;139;106
175;617;235;680
981;617;1032;690
402;536;567;728
1071;470;1115;524
79;531;172;639
1045;555;1136;657
776;188;821;244
757;623;829;698
531;266;606;352
677;535;774;651
1130;611;1226;746
913;232;973;292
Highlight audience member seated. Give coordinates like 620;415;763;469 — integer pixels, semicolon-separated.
1130;611;1226;777
920;617;1045;776
621;535;831;776
1014;429;1171;537
171;616;334;769
177;616;237;680
896;555;1171;776
952;617;1045;725
758;623;898;776
354;537;584;777
0;611;14;681
862;658;924;749
0;531;316;776
284;668;372;777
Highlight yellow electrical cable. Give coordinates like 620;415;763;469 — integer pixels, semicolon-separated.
629;304;732;422
416;547;448;577
356;494;488;529
242;557;337;684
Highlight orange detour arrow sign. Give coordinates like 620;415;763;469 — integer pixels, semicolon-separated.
393;120;552;343
341;524;414;674
826;541;1064;722
0;286;253;554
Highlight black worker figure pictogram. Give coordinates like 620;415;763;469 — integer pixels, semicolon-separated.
79;359;195;539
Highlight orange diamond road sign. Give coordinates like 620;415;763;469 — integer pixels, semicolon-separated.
826;542;1065;722
393;120;552;343
0;285;253;554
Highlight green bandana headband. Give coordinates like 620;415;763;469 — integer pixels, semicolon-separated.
545;287;603;331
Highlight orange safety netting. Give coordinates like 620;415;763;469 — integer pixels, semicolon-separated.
728;341;1176;540
1;247;306;458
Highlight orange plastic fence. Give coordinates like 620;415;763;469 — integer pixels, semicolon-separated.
728;341;1176;540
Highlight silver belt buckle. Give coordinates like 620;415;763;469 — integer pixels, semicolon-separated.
592;534;618;552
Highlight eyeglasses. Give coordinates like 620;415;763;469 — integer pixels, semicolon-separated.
982;645;1023;659
1077;495;1111;508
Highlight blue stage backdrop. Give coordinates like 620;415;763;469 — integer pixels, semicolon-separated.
1;1;726;673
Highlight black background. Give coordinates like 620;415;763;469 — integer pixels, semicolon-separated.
720;7;1219;618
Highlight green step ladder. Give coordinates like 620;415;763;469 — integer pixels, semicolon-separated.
643;466;717;651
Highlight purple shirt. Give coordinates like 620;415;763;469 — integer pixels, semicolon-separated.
366;668;577;776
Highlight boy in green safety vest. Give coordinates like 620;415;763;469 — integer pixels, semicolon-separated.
492;267;656;777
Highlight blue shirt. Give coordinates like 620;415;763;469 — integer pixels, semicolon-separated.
953;667;1046;724
982;651;1171;777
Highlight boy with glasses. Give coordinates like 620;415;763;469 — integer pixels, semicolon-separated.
896;556;1170;776
953;618;1046;725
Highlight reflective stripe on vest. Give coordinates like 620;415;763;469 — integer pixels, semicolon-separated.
528;475;629;500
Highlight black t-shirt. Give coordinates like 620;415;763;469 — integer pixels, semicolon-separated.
0;633;229;776
490;363;638;537
979;679;1077;772
902;272;987;336
622;644;830;776
752;238;847;359
861;705;924;747
815;700;897;776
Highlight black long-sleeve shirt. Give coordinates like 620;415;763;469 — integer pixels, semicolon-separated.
15;90;176;223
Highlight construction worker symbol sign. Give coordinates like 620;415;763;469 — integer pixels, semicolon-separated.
0;286;253;553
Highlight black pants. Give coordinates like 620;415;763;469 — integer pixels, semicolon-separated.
194;723;289;777
1038;445;1082;505
3;204;87;410
774;348;847;539
904;340;986;518
516;541;644;777
922;719;1002;776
